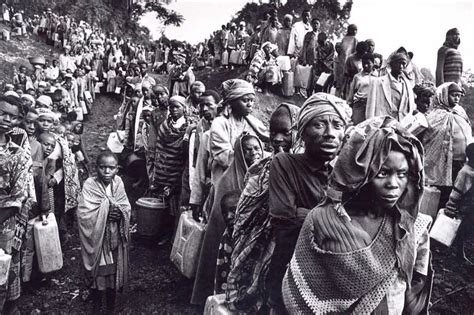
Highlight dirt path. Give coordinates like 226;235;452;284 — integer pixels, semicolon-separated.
18;94;201;314
16;91;474;314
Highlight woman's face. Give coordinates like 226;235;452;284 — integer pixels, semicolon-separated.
302;115;345;161
448;91;462;108
370;151;409;210
169;101;184;120
231;93;255;117
270;113;292;153
242;137;262;167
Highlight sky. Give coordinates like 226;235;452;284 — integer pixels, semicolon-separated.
140;0;474;72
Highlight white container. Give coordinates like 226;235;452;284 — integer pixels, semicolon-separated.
2;29;9;41
430;209;462;247
170;211;205;278
204;294;235;315
400;112;428;136
277;56;291;71
33;213;63;273
0;249;11;286
419;186;441;219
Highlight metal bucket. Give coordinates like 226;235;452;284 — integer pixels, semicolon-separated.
135;197;168;237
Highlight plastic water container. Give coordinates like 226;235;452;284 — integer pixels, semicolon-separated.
419;186;441;219
170;211;205;278
33;213;63;273
136;197;168;237
204;294;235;315
282;71;294;96
0;249;11;286
2;29;9;41
277;56;291;71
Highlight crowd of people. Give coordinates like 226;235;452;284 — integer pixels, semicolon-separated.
0;2;471;315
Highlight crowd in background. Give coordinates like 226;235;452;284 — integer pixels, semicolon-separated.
0;2;470;315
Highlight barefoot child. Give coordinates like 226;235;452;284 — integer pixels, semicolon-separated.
77;152;131;314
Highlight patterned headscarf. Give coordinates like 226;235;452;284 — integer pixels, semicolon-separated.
327;116;425;284
432;82;465;112
169;95;186;108
297;92;351;139
221;79;255;105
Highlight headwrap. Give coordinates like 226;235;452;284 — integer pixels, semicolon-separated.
37;107;60;121
21;94;35;104
297;92;351;139
413;81;436;97
433;82;466;111
327;115;424;284
261;41;277;52
190;81;205;91
153;85;169;95
283;14;293;22
448;82;463;93
36;95;53;108
4;84;14;90
388;46;408;64
446;28;459;36
141;105;153;112
4;91;19;98
169;95;186;108
221;79;255;105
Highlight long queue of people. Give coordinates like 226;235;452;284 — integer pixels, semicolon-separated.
0;2;471;315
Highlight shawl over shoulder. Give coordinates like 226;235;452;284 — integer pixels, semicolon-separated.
77;176;131;289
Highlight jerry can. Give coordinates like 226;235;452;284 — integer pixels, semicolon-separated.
419;186;441;219
33;213;63;273
204;294;235;315
170;211;205;278
0;248;11;285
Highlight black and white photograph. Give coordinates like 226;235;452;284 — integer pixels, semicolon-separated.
0;0;471;313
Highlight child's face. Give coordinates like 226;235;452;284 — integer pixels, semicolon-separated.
97;156;118;185
55;125;67;136
242;137;262;167
37;116;54;132
22;112;38;136
40;136;56;158
362;59;374;73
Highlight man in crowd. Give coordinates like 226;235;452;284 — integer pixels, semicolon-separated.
287;9;312;58
436;28;463;86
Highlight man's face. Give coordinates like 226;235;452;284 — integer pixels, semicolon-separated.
0;101;20;134
390;58;407;77
311;20;320;32
22;112;38;136
302;115;345;162
199;96;218;121
450;31;461;45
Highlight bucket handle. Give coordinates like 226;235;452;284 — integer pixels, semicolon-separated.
41;214;48;226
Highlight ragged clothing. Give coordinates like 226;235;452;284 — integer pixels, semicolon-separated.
77;176;131;291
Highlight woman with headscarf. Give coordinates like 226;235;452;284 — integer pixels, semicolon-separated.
209;79;268;183
366;47;416;122
191;134;263;305
420;82;472;208
246;42;281;94
283;116;433;314
266;93;351;314
220;103;300;313
150;95;192;243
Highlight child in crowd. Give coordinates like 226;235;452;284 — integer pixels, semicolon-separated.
77;152;131;314
346;52;377;124
445;142;474;265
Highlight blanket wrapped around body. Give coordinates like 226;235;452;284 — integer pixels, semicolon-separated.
77;176;131;290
